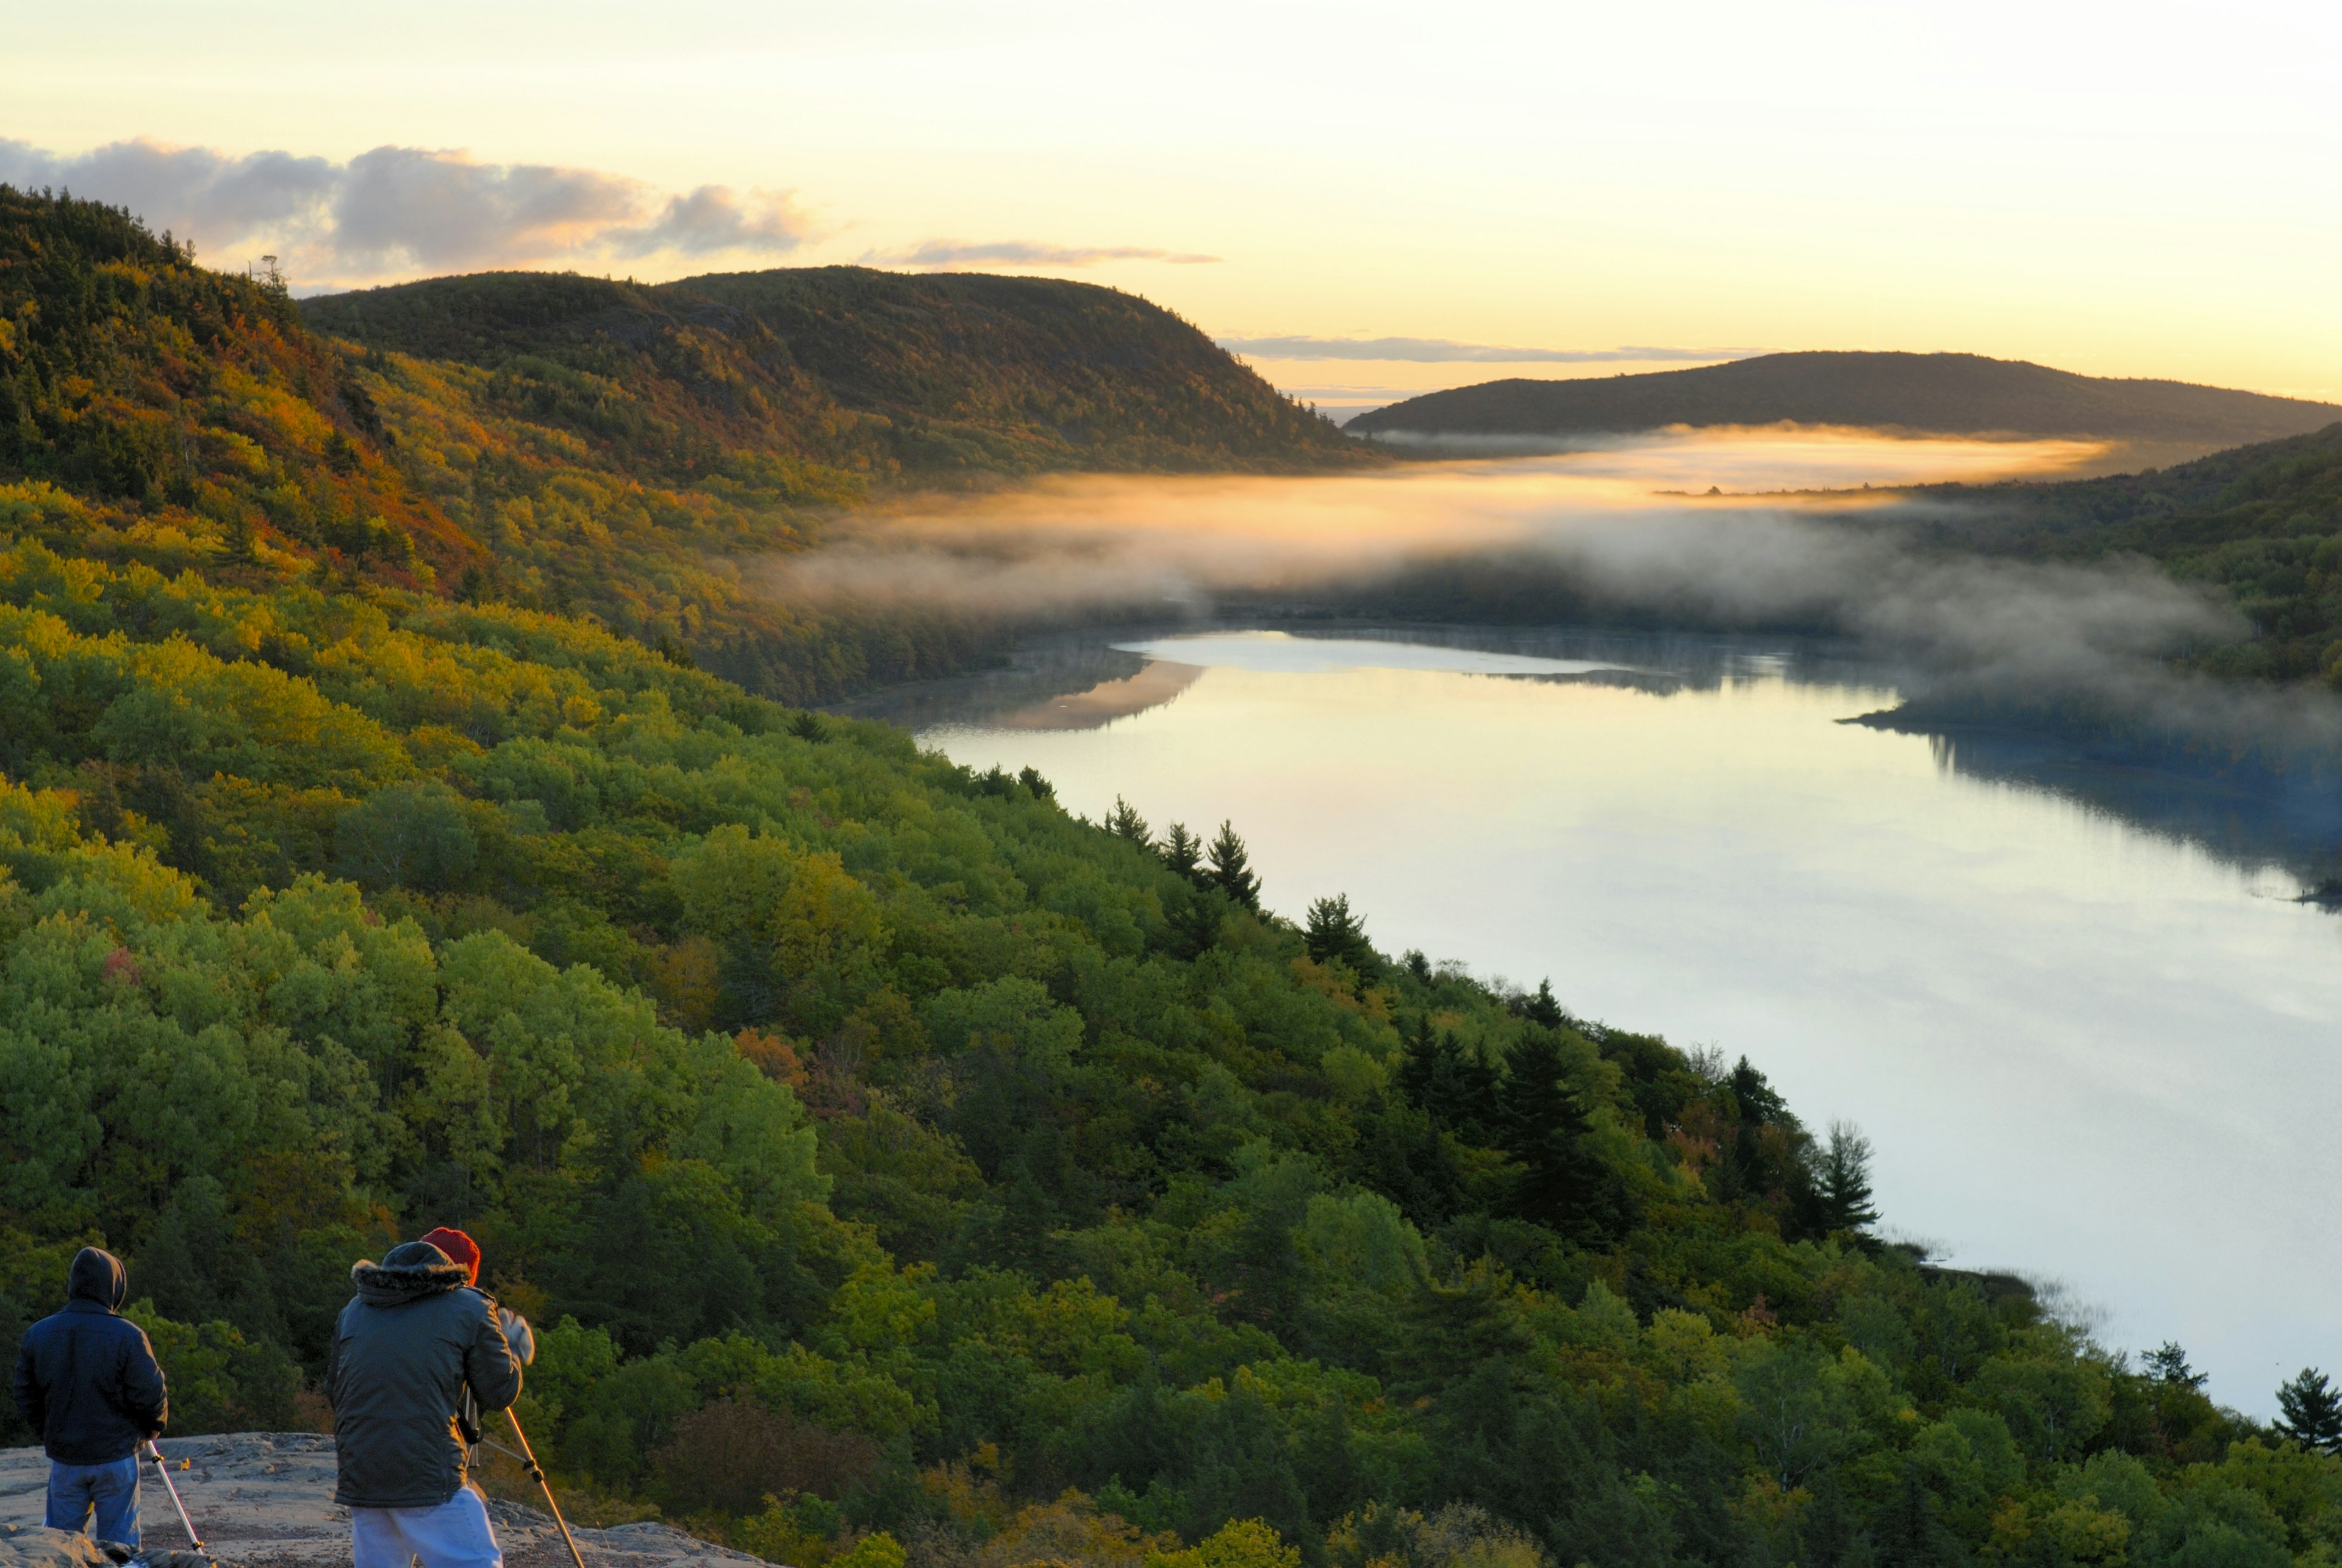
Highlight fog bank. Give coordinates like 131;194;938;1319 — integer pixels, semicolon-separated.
765;433;2335;754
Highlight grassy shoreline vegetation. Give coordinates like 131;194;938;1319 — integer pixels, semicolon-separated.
5;190;2342;1568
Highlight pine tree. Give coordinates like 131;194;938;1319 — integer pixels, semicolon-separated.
1206;819;1260;910
1500;1028;1624;1243
1395;1018;1449;1113
1162;822;1203;884
1397;1022;1497;1143
2276;1368;2342;1453
1166;886;1225;959
1106;797;1151;847
1729;1056;1787;1125
1519;978;1565;1029
1305;893;1375;973
1724;1055;1788;1197
1813;1122;1881;1236
2143;1342;2207;1390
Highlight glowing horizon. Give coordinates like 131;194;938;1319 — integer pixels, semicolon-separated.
9;0;2338;406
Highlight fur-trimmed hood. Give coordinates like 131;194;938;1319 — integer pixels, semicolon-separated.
351;1241;471;1308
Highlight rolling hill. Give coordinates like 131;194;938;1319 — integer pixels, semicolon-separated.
1347;351;2341;447
300;266;1369;479
0;187;1363;703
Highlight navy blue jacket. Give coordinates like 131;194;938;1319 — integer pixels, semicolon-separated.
10;1248;169;1464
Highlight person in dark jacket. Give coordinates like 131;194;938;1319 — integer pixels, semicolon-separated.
10;1247;170;1547
326;1236;528;1568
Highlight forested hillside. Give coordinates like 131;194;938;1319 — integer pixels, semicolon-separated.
6;185;2342;1568
0;545;2337;1565
302;267;1368;480
1;188;1360;706
1347;353;2340;447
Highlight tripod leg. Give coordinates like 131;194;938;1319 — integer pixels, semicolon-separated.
500;1411;587;1568
143;1442;204;1551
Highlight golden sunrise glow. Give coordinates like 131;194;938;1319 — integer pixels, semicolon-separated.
7;0;2337;406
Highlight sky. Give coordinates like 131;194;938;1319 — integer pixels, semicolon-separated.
6;0;2340;413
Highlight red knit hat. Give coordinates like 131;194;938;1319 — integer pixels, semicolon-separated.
418;1227;481;1285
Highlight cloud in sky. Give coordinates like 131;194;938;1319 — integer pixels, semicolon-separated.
0;136;812;288
1216;335;1766;363
863;239;1221;269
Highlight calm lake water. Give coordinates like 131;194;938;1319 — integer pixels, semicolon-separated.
845;622;2342;1419
832;435;2342;1416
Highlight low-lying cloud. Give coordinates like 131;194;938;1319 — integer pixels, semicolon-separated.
1217;335;1766;363
861;240;1221;269
0;136;812;290
765;433;2342;756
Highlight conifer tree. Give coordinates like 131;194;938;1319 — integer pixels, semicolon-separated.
1501;1028;1622;1242
1106;796;1151;847
1166;885;1226;959
2144;1342;2207;1389
2276;1368;2342;1453
1305;893;1375;973
1396;1015;1442;1108
1206;819;1261;910
1813;1122;1880;1236
1398;1020;1504;1147
1161;822;1204;884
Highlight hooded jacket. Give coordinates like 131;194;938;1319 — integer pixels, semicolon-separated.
10;1247;170;1464
324;1241;525;1509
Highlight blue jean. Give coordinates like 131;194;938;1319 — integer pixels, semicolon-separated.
46;1454;141;1547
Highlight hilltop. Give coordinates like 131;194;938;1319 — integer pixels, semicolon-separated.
1347;351;2341;447
303;268;1367;479
0;188;1361;704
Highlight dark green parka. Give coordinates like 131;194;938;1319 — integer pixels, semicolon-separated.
325;1242;523;1508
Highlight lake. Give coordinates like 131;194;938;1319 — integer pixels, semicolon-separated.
834;437;2342;1416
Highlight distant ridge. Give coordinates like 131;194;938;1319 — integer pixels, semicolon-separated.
303;266;1372;476
1347;351;2341;447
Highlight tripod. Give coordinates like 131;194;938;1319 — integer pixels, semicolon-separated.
141;1441;203;1552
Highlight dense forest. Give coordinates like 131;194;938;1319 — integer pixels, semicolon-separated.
1347;353;2340;448
2;540;2338;1568
5;188;2342;1568
0;187;1362;708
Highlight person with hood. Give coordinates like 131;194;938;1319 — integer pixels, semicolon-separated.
326;1229;531;1568
10;1246;170;1547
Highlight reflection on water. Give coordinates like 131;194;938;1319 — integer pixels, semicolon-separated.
853;623;2342;884
854;622;2342;1414
1916;726;2342;881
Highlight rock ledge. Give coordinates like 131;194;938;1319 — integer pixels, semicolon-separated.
1;1435;764;1568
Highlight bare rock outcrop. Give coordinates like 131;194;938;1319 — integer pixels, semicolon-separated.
0;1435;766;1568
